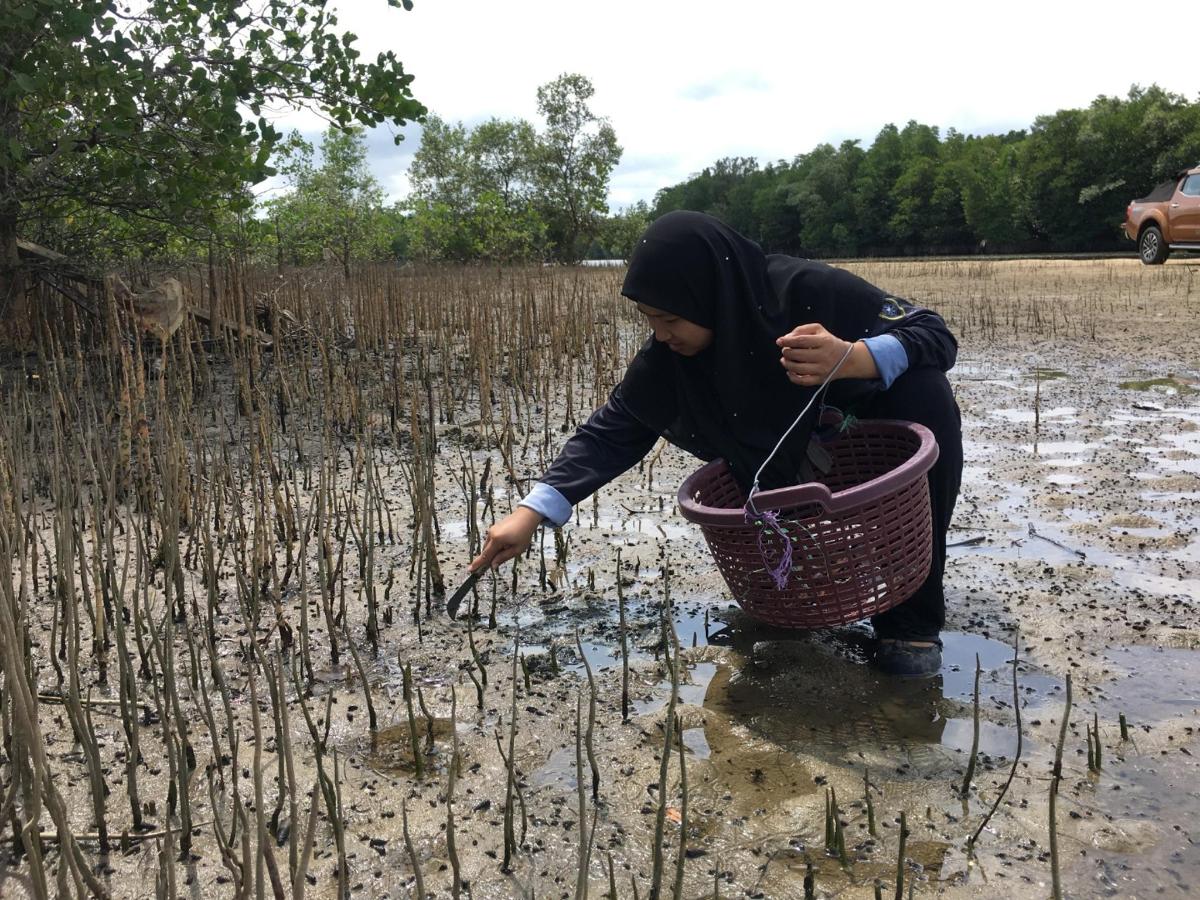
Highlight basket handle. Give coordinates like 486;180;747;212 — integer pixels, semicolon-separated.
745;341;855;516
746;479;836;512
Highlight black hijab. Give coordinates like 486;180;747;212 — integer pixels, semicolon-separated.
618;211;886;491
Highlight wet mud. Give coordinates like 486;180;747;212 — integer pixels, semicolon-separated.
4;258;1199;899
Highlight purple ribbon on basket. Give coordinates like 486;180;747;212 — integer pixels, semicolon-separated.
744;505;793;591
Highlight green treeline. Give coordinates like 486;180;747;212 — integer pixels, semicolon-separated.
651;85;1200;256
397;83;1200;261
9;30;1200;277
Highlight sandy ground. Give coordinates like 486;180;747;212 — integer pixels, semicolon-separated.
2;258;1199;899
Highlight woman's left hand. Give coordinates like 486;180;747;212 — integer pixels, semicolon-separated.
776;324;855;386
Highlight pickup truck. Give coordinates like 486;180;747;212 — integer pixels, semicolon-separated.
1124;165;1200;264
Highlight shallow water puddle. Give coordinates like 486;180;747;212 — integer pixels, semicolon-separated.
1020;440;1096;456
1094;645;1200;718
366;718;457;773
990;406;1077;424
1141;489;1200;502
1057;645;1200;897
1046;471;1086;486
531;743;579;790
947;448;1200;600
680;727;711;759
630;629;1057;779
1111;569;1200;601
592;512;693;542
704;631;1051;775
1081;746;1200;897
638;633;1193;892
629;660;717;716
1042;456;1087;468
523;599;724;676
1153;456;1200;476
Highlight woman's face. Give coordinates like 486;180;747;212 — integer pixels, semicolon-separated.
636;303;714;356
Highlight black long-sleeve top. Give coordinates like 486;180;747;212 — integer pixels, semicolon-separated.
520;290;956;526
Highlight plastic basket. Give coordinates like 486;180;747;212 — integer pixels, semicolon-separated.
677;420;938;628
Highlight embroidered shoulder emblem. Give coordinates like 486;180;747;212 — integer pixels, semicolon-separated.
879;298;906;321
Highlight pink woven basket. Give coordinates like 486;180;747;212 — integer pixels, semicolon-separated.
677;420;938;629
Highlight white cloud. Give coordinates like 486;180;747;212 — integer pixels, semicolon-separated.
266;0;1199;210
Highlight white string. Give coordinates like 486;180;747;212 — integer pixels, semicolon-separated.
746;341;857;515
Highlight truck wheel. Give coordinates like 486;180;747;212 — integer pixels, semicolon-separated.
1139;226;1170;265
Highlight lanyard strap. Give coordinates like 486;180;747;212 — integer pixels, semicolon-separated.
745;341;856;515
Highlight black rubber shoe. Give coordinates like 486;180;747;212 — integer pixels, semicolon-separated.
873;641;942;677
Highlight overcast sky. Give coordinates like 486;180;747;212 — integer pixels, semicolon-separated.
264;0;1199;210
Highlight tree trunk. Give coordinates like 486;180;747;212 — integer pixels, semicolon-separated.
0;211;31;347
207;239;219;335
0;63;32;347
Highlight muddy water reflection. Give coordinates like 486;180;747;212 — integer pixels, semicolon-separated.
695;630;1051;779
634;627;1056;781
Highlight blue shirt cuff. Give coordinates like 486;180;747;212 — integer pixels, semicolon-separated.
861;334;909;389
518;482;573;528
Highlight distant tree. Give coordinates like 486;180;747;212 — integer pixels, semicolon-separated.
404;193;545;262
956;134;1033;248
403;200;469;261
784;142;864;256
852;124;904;252
0;0;423;338
408;115;475;216
406;114;547;261
886;122;942;250
534;73;622;261
749;163;805;254
267;128;392;277
470;192;547;261
700;157;762;236
652;157;759;228
405;75;621;262
920;129;972;250
1074;86;1200;244
595;201;651;260
1018;108;1094;248
469;118;539;206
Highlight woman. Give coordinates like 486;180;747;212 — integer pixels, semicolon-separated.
470;211;962;677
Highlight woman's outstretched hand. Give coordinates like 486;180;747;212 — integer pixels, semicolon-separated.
469;506;543;573
776;324;877;385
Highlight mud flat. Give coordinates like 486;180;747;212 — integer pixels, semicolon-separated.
0;258;1197;899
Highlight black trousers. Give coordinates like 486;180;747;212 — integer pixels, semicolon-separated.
851;367;962;643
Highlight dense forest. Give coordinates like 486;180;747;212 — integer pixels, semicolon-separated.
650;85;1200;257
267;84;1200;263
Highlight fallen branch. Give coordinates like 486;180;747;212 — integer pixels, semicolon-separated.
1027;523;1086;559
947;535;987;548
189;305;273;348
4;820;211;846
37;692;155;727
